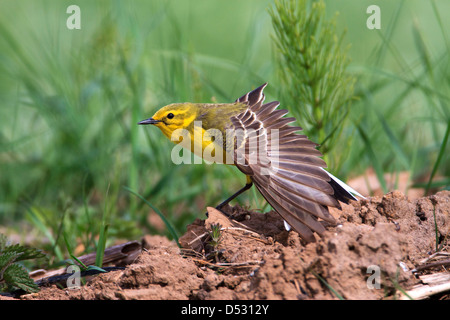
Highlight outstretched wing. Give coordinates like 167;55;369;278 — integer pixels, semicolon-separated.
230;83;357;242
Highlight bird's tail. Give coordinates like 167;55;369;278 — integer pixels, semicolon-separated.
321;168;365;203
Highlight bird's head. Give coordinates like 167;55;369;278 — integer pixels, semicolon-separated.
138;103;199;139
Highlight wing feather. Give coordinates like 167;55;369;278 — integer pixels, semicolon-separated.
230;83;361;241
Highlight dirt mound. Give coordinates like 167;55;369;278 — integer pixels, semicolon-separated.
9;190;450;300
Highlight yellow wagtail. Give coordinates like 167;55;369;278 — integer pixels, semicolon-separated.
138;83;363;242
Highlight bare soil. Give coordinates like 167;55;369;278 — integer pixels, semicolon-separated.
4;190;450;300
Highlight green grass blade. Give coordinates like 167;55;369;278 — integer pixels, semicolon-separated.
375;110;410;170
62;231;74;259
95;184;111;268
412;19;433;79
357;125;388;193
63;231;87;269
82;175;95;252
95;223;109;268
413;178;450;189
85;265;107;273
124;186;180;247
425;120;450;194
64;231;106;273
311;271;344;300
26;207;64;261
431;0;450;52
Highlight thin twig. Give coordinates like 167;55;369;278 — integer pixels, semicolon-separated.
419;251;450;264
187;232;209;246
191;257;263;268
412;259;450;273
223;225;267;237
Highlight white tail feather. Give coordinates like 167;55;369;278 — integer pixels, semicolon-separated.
283;220;291;231
321;168;365;199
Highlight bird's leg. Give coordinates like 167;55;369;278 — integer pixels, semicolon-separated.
205;176;253;217
215;181;253;210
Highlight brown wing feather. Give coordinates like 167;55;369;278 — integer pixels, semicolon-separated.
230;83;343;242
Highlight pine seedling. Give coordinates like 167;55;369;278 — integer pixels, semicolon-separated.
270;0;356;169
0;234;46;293
207;223;223;263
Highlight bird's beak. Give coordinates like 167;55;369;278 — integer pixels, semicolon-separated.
138;118;161;125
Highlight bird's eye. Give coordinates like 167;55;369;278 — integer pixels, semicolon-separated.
167;113;174;119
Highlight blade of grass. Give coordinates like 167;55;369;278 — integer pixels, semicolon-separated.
64;231;106;273
413;178;450;189
26;206;64;261
357;125;388;193
412;18;433;80
390;269;414;300
52;203;69;262
62;231;75;262
311;270;344;300
431;0;450;51
370;0;405;71
96;184;111;267
118;40;144;216
432;203;439;252
95;224;109;268
375;110;410;170
63;231;86;269
124;186;180;247
425;120;450;194
82;174;96;253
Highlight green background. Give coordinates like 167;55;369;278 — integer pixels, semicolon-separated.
0;0;448;262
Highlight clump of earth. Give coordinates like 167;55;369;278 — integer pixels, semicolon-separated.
3;190;450;300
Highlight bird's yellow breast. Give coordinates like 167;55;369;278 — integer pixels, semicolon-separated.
189;126;231;164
